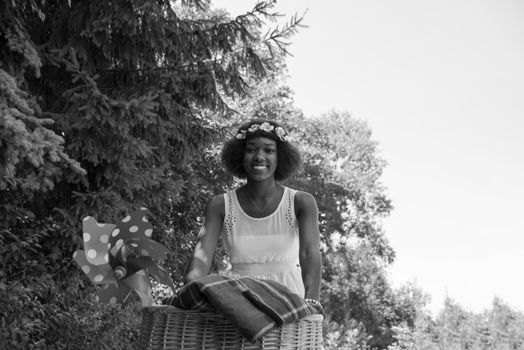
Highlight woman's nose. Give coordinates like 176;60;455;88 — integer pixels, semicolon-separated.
254;150;264;160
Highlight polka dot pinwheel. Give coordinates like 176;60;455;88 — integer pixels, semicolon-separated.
72;207;175;306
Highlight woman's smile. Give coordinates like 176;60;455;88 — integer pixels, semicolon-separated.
251;163;269;170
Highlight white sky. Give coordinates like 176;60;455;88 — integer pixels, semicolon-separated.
215;0;524;315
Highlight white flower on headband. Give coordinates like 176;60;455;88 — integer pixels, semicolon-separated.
260;122;274;132
236;130;247;139
248;124;260;133
274;127;286;140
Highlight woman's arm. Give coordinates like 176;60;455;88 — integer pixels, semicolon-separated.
183;194;225;284
295;191;322;301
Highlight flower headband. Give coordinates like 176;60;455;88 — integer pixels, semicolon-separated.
235;122;288;142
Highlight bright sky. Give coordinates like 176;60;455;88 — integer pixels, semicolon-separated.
216;0;524;315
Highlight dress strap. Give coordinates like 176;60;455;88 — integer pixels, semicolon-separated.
285;187;298;229
222;190;236;241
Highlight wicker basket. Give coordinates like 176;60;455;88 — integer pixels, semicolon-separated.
137;305;324;350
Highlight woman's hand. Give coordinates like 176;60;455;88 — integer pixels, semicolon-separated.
305;298;325;316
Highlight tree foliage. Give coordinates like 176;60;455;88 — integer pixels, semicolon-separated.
389;297;524;350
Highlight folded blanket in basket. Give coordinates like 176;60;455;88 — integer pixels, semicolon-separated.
165;274;317;342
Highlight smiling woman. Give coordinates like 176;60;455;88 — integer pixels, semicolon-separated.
183;119;322;308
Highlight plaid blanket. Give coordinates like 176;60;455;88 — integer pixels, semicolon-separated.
165;274;317;342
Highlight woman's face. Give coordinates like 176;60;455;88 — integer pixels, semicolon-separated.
243;136;278;181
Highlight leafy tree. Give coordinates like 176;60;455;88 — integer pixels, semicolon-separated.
485;297;524;349
387;283;438;350
393;281;432;330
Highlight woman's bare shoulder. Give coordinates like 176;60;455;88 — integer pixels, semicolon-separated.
294;190;316;204
205;193;226;218
293;190;317;213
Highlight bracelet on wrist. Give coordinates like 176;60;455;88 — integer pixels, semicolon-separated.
305;298;322;307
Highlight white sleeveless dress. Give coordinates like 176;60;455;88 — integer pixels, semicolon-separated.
221;186;305;297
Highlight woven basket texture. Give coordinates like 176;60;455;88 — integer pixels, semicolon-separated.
137;305;324;350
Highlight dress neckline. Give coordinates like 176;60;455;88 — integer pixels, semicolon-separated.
233;186;287;220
